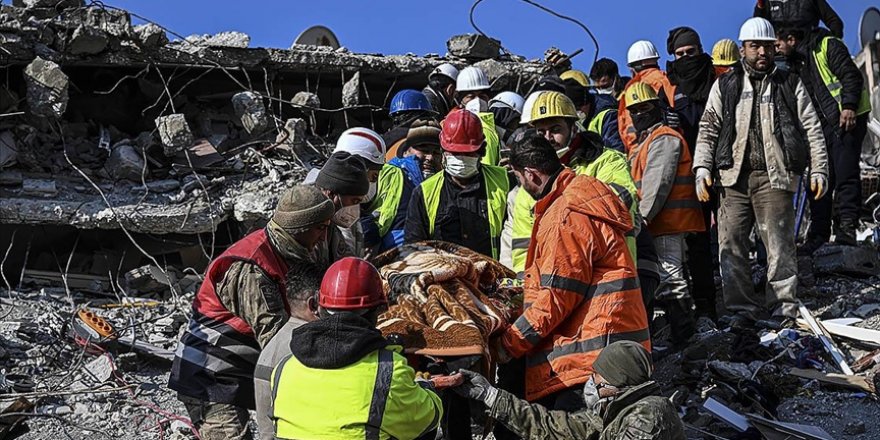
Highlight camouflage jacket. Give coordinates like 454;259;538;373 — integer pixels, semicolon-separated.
489;381;686;440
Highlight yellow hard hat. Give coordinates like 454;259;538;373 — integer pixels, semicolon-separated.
624;82;659;108
712;39;740;66
560;69;589;87
529;91;578;124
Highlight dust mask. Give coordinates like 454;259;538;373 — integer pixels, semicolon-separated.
444;154;480;179
465;98;488;114
364;182;377;203
595;87;614;95
333;204;360;228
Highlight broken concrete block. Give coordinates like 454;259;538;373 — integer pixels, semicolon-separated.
154;114;194;156
473;59;515;91
14;0;83;8
341;71;361;107
186;31;250;48
447;33;501;60
21;178;56;197
813;244;880;277
292;91;321;109
105;143;145;181
132;23;168;48
0;131;17;169
231;91;267;134
24;57;68;118
146;179;180;193
68;25;108;55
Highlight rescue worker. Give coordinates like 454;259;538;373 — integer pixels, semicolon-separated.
422;63;458;117
254;264;321;440
590;58;625;99
495;133;650;408
775;28;872;251
269;257;443;439
712;39;741;77
169;185;336;440
489;91;525;145
366;120;443;253
455;66;502;165
563;69;625;153
314;150;372;264
383;89;436;159
666;27;719;322
625;82;705;345
694;17;828;328
454;341;686;440
618;40;682;153
754;0;843;38
405;109;510;260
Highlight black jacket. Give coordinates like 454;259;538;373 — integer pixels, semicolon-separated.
754;0;843;38
289;313;388;369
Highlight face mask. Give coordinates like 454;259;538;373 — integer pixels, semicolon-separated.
465;98;488;114
364;182;377;203
631;107;663;134
595;87;614;95
444;154;480;179
333;204;360;228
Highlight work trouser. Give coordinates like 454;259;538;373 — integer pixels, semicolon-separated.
686;199;718;319
178;393;253;440
654;233;695;343
809;114;869;238
718;171;798;320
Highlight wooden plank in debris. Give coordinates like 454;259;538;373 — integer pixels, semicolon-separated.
0;397;33;437
789;367;875;394
798;301;855;375
23;269;111;293
795;317;880;346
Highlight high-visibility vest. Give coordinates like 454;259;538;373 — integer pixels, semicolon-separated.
270;346;442;439
477;112;501;166
421;165;509;260
813;36;871;116
587;108;612;135
618;69;678;153
370;164;405;238
509;150;639;276
629;126;705;237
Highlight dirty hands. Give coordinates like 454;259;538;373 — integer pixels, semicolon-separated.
695;167;713;202
451;370;499;407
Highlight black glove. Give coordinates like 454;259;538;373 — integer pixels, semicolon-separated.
452;370;498;407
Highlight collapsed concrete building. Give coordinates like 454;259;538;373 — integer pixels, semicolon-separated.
0;1;546;291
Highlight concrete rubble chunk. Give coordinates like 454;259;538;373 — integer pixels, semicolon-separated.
185;31;250;48
21;178;56;197
341;71;361;107
105;142;145;181
132;23;168;48
277;118;306;148
14;0;83;8
68;25;108;55
24;57;68;118
291;91;321;109
813;244;880;277
447;33;501;60
232;91;268;134
154;114;194;157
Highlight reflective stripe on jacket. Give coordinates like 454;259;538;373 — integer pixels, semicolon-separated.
630;126;705;237
501;169;650;401
169;229;288;408
618;68;677;153
813;36;871;116
478;112;502;166
422;164;509;260
509;148;639;276
270;346;442;440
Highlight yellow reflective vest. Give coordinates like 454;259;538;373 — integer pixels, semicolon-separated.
370;164;405;237
270;346;442;440
422;164;509;260
813;36;871;116
478;112;501;166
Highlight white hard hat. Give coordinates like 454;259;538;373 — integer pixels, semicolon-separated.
333;127;386;166
429;63;459;81
519;91;546;125
489;91;525;114
739;17;776;42
456;66;491;92
627;40;660;65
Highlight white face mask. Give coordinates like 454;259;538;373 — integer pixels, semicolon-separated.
595;87;614;95
464;98;488;114
555;146;570;158
364;182;377;203
444;154;480;179
333;204;360;228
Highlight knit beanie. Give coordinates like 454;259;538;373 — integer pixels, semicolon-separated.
667;26;703;54
401;119;441;157
272;185;335;230
592;341;653;387
315;151;369;196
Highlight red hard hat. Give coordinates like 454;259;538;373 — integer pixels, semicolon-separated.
440;109;485;153
319;257;386;310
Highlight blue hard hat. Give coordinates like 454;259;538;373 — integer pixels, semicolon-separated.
389;89;433;116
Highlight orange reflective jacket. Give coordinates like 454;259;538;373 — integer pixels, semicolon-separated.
618;68;677;153
630;126;705;237
500;169;650;401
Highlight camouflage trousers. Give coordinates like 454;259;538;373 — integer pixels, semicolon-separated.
178;393;254;440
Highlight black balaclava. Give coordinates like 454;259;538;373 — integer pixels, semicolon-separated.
667;53;715;102
631;105;663;135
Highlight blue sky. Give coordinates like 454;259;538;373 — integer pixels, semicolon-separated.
111;0;874;74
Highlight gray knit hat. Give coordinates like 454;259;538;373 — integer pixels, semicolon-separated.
592;341;653;387
272;185;335;230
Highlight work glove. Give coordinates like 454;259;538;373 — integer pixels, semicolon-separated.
664;109;681;128
695;167;713;203
414;371;435;391
810;173;828;200
451;370;499;407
